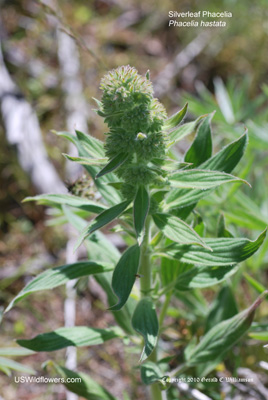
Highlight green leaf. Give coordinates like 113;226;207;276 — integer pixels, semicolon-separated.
163;103;188;131
94;274;136;335
23;194;107;214
52;363;116;400
224;209;267;231
54;129;122;205
167;115;205;145
0;357;35;375
63;154;107;166
214;77;235;124
92;96;103;109
0;348;35;356
134;185;150;245
185;293;266;366
200;130;248;173
164;188;210;210
244;273;267;294
157;230;266;266
132;298;159;362
248;331;268;340
0;365;11;376
169;169;249;190
175;265;239;291
109;245;140;311
63;206;120;264
165;132;248;209
17;326;122;352
153;213;210;249
96;153;128;179
184;113;213;167
217;214;234;238
5;261;113;312
75;200;130;250
140;361;166;385
52;130;77;145
75;130;105;159
161;258;191;288
74;131;122;206
205;286;238;332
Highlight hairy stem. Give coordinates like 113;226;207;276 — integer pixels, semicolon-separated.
139;217;152;297
139;216;163;400
159;291;172;329
150;382;163;400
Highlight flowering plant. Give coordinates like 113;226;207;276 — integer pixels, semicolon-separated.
6;66;267;399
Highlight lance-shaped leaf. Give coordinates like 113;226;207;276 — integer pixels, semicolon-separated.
217;214;234;238
63;206;120;264
169;169;249;190
23;194;107;214
205;286;238;332
134;185;150;245
163;103;188;131
168;115;205;145
165;132;248;209
164;188;211;210
74;130;122;205
5;261;113;312
214;77;235;124
109;245;140;311
51;363;116;400
141;361;166;386
248;331;268;340
200;130;248;173
132;298;159;362
175;265;239;291
17;326;122;352
161;258;191;288
153;213;210;249
184;113;213;167
0;357;36;376
0;348;35;357
185;293;267;366
75;200;130;250
54;130;122;205
157;230;266;266
75;130;105;158
96;153;128;179
64;209;136;335
63;154;107;166
244;272;267;294
95;273;136;335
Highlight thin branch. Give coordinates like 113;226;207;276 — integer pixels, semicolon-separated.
153;32;211;98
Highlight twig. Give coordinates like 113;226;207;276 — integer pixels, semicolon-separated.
176;382;212;400
153;31;211;98
237;367;268;400
64;235;78;400
0;41;66;194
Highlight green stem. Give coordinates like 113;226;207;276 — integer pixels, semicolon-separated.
150;383;163;400
139;217;152;297
159;291;172;328
139;217;163;400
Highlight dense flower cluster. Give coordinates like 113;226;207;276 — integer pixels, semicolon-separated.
98;65;167;198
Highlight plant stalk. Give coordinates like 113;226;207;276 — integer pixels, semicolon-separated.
159;291;172;328
139;217;152;297
139;216;163;400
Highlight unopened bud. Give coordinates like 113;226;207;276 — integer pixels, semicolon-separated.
136;132;147;140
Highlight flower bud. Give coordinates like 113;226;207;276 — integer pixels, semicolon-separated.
98;65;167;198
